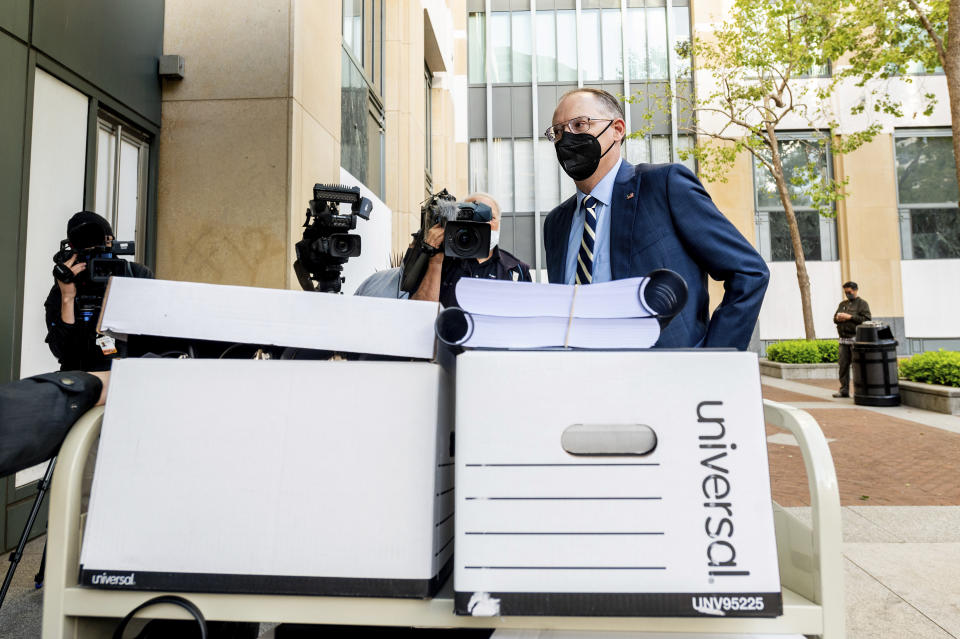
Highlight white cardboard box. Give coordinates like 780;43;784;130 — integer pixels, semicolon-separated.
79;357;454;597
454;350;782;617
98;277;441;360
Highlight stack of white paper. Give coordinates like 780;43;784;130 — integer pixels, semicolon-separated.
442;278;661;349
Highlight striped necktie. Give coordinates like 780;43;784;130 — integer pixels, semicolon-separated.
575;196;599;285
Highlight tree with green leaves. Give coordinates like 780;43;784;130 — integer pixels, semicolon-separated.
849;0;959;200
632;0;938;340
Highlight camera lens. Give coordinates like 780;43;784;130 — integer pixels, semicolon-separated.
333;237;350;254
452;228;480;256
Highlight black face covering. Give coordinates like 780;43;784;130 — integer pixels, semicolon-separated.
554;120;617;181
845;292;856;301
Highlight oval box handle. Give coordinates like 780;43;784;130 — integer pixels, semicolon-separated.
561;424;658;456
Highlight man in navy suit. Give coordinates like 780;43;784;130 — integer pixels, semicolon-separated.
543;88;769;350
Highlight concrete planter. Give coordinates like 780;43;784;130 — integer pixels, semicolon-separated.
759;359;838;380
898;380;960;415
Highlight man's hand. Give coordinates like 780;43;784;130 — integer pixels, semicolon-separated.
423;224;445;251
836;312;852;321
411;225;445;301
57;254;85;300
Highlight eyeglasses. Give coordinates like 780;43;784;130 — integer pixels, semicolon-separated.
544;116;613;142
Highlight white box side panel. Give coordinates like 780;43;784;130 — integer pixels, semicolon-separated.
81;359;444;581
454;351;780;595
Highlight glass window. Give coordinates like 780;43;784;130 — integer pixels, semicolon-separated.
905;209;960;259
625;134;695;172
755;138;830;209
536;11;557;82
468;12;485;84
491;12;512;83
95;116;149;260
425;66;433;192
672;6;691;78
490;138;514;212
343;0;363;63
895;131;960;259
626;8;647;81
768;210;822;261
601;9;623;81
536;138;561;211
514;138;535;212
512;12;532;83
753;135;835;262
341;50;370;185
896;134;958;204
581;9;601;81
650;135;671;163
646;7;668;80
557;10;578;81
341;0;385;203
469;139;488;194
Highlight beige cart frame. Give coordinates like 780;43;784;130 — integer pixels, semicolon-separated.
42;400;844;638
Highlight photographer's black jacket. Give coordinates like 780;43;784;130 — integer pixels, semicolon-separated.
439;246;532;308
0;371;102;477
44;263;153;372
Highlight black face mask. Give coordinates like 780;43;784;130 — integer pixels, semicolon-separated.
554;121;617;181
845;292;856;301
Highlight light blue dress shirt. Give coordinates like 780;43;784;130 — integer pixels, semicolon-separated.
563;158;622;284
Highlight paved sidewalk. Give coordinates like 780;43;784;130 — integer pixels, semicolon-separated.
763;375;960;638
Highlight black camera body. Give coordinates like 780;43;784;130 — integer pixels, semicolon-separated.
399;189;494;294
53;238;136;325
421;189;493;260
293;183;372;293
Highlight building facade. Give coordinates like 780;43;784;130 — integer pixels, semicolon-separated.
467;0;960;353
0;0;164;551
0;0;466;551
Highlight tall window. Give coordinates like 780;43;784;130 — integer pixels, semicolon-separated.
753;135;837;262
425;65;433;196
895;130;960;259
529;9;579;83
625;134;695;172
94;113;149;260
581;9;622;81
341;0;384;197
468;12;486;84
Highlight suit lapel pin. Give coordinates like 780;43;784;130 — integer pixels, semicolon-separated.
626;192;635;200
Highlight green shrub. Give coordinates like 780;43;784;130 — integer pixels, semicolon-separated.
898;350;960;388
766;339;840;364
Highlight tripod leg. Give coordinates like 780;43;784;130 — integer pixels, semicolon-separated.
34;544;47;588
0;457;57;612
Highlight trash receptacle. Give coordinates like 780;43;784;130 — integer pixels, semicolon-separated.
852;321;900;406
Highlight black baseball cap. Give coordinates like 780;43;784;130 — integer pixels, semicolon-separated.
67;211;113;249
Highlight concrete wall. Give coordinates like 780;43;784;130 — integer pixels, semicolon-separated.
384;1;428;251
159;0;465;285
835;135;903;320
158;0;295;288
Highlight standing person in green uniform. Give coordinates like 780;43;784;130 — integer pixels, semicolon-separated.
833;281;871;398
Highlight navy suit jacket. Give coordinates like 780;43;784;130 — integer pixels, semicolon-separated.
543;162;769;350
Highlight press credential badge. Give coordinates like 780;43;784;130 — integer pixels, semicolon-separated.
96;334;117;355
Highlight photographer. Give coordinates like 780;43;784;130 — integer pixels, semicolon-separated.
409;193;532;306
44;212;153;372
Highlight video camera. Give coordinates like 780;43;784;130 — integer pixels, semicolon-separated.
52;221;135;325
293;183;373;294
399;189;493;294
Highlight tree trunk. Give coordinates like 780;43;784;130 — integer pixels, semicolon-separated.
768;131;817;340
946;0;960;196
